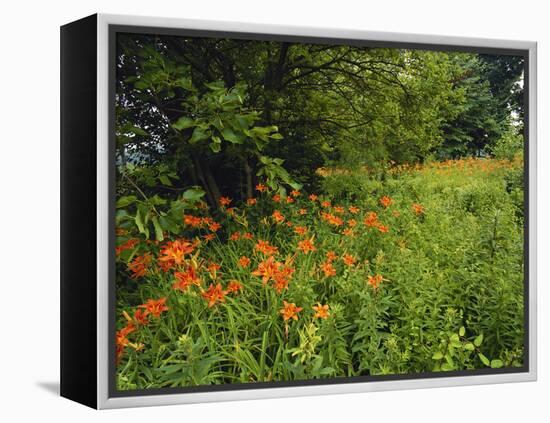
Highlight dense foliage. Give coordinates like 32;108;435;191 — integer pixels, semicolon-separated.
115;158;524;389
113;34;525;389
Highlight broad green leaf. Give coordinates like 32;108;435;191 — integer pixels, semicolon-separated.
464;343;475;351
490;359;504;368
478;353;490;366
135;209;145;234
159;175;172;186
172;117;195;130
116;195;137;208
152;216;164;242
441;363;454;371
432;351;443;360
459;326;465;337
182;187;205;203
221;128;243;144
474;334;484;347
189;127;209;143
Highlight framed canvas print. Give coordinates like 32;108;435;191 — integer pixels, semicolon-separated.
60;13;537;409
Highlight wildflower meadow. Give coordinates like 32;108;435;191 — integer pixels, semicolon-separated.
114;33;525;390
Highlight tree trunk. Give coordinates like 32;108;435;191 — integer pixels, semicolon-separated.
192;155;216;208
244;158;253;199
202;162;222;205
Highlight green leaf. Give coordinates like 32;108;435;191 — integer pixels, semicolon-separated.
189;127;209;143
474;334;484;347
159;175;172;186
459;326;465;337
135;209;145;235
432;351;444;360
210;142;221;152
478;353;490;366
172;117;195;130
152;216;164;242
464;343;475;351
490;359;504;368
221;128;243;144
116;195;137;208
441;363;454;371
182;187;205;203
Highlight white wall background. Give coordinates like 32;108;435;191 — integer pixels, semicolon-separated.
0;0;547;420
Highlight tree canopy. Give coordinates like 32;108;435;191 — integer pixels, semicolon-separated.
115;33;524;211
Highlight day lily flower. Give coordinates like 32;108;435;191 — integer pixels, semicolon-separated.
139;298;169;318
184;214;203;227
133;308;149;326
368;274;384;289
172;267;202;291
294;226;308;236
252;256;281;284
280;301;302;321
208;222;222;232
256;183;267;192
115;238;139;256
219;196;232;207
313;303;330;319
364;212;379;227
158;239;195;267
412;203;425;215
128;253;152;279
320;261;336;277
272;210;285;224
342;253;356;266
226;280;243;294
255;239;279;256
376;224;390;233
201;283;226;307
238;256;251;268
379;196;393;208
298;238;316;253
325;251;338;262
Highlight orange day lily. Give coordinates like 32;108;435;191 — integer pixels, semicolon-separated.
128;253;152;279
201;283;226;307
225;280;243;294
238;256;251;268
138;298;169;318
298;238;316;253
272;210;285;224
320;261;336;277
379;196;393;208
313;303;330;319
255;239;279;256
342;253;356;266
280;301;302;321
219;196;232;207
172;266;201;292
368;274;384;289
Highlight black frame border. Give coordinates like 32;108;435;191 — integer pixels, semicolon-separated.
107;24;530;399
